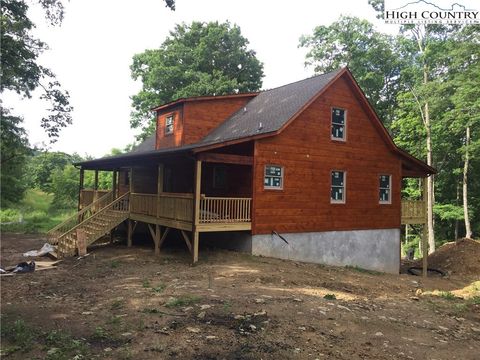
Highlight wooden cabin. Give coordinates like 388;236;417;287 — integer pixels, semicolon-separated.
48;68;434;273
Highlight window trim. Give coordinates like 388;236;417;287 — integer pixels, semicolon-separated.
264;164;284;190
379;174;392;204
165;113;175;135
330;170;346;204
331;107;347;142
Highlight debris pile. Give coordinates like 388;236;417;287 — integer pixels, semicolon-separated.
423;238;480;277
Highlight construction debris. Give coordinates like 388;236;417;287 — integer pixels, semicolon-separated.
23;243;56;258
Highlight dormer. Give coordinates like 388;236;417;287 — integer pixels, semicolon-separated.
152;93;258;150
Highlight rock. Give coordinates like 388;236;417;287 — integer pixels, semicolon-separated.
47;348;59;355
254;310;266;316
415;289;423;296
205;335;217;340
255;298;265;303
471;327;480;333
293;298;303;302
249;324;257;331
438;326;449;331
187;327;201;333
375;332;384;337
234;315;245;320
298;326;306;331
183;307;193;312
199;305;211;310
81;311;93;315
410;296;420;301
337;305;351;312
121;332;133;337
197;311;206;319
104;347;113;352
361;316;369;320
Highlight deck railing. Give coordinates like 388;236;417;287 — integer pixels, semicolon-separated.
401;200;425;224
200;196;251;223
129;193;251;224
80;189;110;209
130;192;194;223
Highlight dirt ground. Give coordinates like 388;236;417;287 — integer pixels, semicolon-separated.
1;233;479;360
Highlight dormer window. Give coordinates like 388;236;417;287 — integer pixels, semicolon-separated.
165;114;174;135
331;108;346;141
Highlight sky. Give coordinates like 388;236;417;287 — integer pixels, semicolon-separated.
4;0;399;157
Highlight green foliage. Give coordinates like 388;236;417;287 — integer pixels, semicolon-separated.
152;283;166;293
323;294;336;300
0;208;21;223
438;291;457;301
44;329;88;360
50;165;79;209
1;0;72;142
165;295;201;308
299;16;401;126
130;21;264;138
0;319;35;352
0;109;30;205
434;204;464;221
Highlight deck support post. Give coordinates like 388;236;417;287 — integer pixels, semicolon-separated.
78;168;84;211
192;160;202;264
127;219;133;247
148;224;161;256
422;178;428;278
93;170;99;209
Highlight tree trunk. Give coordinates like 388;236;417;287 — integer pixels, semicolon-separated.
425;101;435;254
455;181;460;240
463;125;472;239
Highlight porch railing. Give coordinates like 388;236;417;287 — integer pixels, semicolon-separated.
401;200;425;224
129;193;252;224
130;192;194;223
200;196;251;223
80;189;110;209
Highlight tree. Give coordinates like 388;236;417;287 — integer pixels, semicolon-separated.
0;109;30;205
130;21;264;138
299;16;401;126
1;0;73;141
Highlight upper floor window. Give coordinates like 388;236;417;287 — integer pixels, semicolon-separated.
264;165;283;190
331;170;346;203
165;114;174;135
379;175;391;204
331;108;346;140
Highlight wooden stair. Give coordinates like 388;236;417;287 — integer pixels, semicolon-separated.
47;192;130;257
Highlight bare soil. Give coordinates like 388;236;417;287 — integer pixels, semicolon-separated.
1;233;479;359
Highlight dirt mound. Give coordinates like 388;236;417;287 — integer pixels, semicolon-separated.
426;238;480;277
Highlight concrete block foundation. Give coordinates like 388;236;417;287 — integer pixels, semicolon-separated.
252;229;400;274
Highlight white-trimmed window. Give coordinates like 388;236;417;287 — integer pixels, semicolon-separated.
379;175;392;204
264;165;283;190
165;114;174;135
331;170;346;203
331;108;346;140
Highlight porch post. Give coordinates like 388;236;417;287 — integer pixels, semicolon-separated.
93;170;99;210
157;164;164;218
127;219;133;247
112;170;117;199
154;224;161;256
422;178;428;278
192;160;202;263
78;168;84;211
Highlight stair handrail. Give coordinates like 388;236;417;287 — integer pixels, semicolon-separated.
55;192;130;243
47;190;114;242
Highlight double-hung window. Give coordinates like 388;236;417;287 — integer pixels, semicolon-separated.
165;114;174;135
264;165;283;190
331;108;346;140
379;175;391;204
331;170;346;203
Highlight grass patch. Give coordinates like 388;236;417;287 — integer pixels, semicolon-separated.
165;295;201;308
438;291;457;300
0;317;88;359
142;279;151;288
152;283;166;293
110;260;120;268
91;326;110;341
1;189;75;233
111;298;125;310
0;319;35;354
345;265;382;275
323;294;337;300
223;300;232;313
44;329;88;360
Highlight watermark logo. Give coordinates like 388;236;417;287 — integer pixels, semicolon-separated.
384;0;479;24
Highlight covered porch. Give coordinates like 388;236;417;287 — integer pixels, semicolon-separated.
75;143;254;262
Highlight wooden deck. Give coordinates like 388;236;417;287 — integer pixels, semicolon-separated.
401;200;426;224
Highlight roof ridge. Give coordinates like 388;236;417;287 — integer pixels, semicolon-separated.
258;68;343;94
